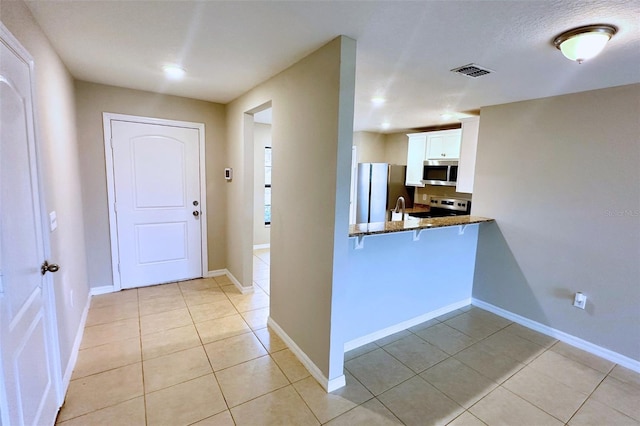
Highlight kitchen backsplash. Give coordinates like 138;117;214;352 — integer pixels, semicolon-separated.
414;185;472;204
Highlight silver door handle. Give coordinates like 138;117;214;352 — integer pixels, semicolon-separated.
41;261;60;275
193;211;200;217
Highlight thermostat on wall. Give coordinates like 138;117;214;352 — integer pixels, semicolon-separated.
224;168;233;181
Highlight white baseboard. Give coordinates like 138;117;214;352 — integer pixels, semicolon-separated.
472;298;640;373
344;298;472;352
253;243;270;250
61;290;91;394
205;269;227;278
267;317;345;392
89;272;254;295
207;269;253;294
89;285;114;296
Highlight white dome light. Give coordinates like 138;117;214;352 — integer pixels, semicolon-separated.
371;96;386;106
553;25;617;64
162;64;186;80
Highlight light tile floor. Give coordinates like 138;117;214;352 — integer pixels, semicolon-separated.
56;249;640;425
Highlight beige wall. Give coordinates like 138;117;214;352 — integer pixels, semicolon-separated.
225;36;356;380
472;84;640;361
1;0;90;380
353;131;385;163
384;132;409;165
74;81;227;288
253;123;271;246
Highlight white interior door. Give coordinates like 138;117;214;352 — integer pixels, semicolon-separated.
0;26;61;426
110;120;203;289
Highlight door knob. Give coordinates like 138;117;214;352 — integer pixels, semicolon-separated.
193;211;200;217
41;261;60;275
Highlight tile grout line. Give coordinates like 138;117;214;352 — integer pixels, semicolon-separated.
178;276;235;421
55;289;144;424
347;314;521;423
71;262;638;426
136;288;150;426
209;253;299;418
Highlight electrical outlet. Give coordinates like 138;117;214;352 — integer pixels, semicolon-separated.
573;292;586;309
422;194;427;201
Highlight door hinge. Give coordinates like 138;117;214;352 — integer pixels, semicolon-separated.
117;263;121;273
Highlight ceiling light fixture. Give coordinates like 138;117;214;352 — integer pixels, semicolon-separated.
440;113;455;121
381;122;391;130
553;24;617;64
162;64;186;80
371;96;386;106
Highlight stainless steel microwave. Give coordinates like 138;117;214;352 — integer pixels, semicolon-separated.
422;160;458;186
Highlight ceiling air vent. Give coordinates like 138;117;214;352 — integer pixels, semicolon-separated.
450;63;493;78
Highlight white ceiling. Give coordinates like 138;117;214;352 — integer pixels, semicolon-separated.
25;0;640;133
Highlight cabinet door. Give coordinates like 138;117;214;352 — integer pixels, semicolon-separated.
406;134;426;186
442;132;462;158
426;134;445;159
426;129;462;159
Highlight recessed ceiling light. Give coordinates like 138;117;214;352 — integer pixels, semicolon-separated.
381;122;391;130
371;96;386;106
162;64;186;80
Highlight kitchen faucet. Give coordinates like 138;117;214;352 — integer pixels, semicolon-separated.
393;196;406;219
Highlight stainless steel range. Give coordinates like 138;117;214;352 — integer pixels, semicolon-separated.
408;196;471;219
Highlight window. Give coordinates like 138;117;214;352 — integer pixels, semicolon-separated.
264;147;271;225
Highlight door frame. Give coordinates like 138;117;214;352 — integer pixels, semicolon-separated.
0;22;63;423
102;113;208;291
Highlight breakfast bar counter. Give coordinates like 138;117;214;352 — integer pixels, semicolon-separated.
349;215;494;237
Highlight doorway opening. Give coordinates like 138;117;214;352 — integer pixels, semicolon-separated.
251;106;272;295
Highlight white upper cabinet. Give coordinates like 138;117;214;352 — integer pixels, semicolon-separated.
456;116;480;194
405;132;427;186
406;128;463;186
425;129;462;159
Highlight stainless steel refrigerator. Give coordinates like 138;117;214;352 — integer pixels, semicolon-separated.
356;163;412;223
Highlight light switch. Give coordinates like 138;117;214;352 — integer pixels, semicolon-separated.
49;211;57;231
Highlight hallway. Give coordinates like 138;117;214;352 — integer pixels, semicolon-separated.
56;250;640;425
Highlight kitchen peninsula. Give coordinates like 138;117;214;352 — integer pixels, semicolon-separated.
339;215;495;359
349;215;493;237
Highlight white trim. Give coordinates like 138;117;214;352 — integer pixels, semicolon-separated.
204;269;227;278
89;286;115;296
206;269;253;294
326;375;347;392
253;244;271;250
102;113;208;291
472;298;640;373
344;298;471;352
61;290;91;394
267;318;345;392
349;145;357;225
